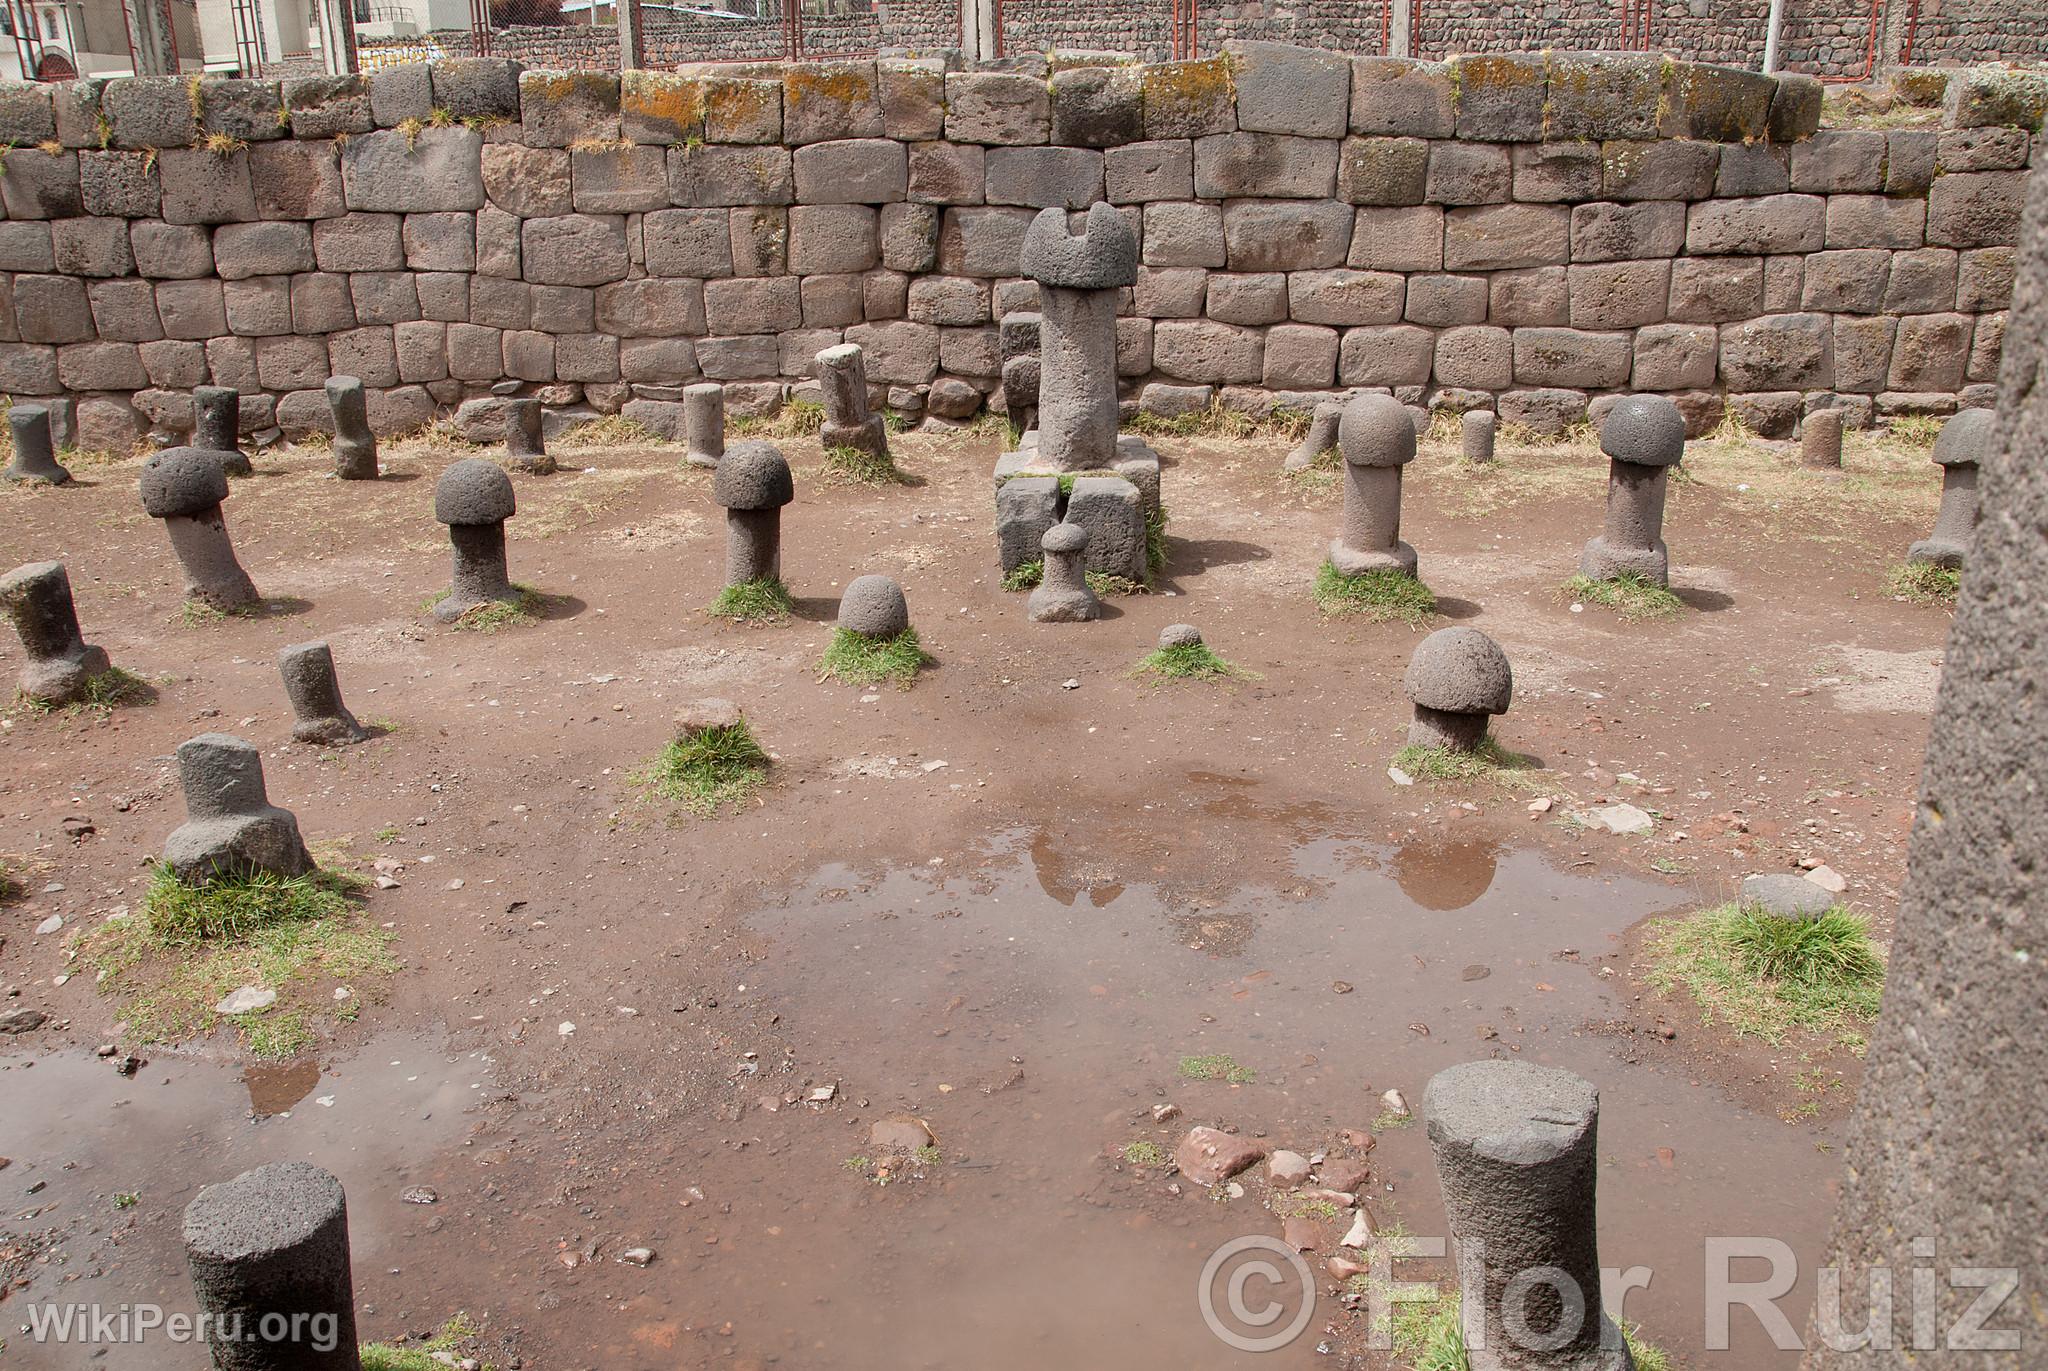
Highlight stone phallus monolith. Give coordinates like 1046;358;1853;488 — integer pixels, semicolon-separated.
1906;406;1993;569
1404;626;1512;752
1463;410;1497;464
432;458;519;624
1800;407;1843;470
327;376;378;481
140;447;261;612
183;1161;359;1371
4;404;70;485
683;381;724;471
1425;1060;1633;1371
503;398;555;476
1582;394;1684;586
1284;398;1343;472
0;560;111;706
713;440;794;586
815;344;888;461
1021;203;1135;472
192;385;253;478
278;641;368;746
838;573;910;639
1028;522;1100;623
1330;392;1419;577
163;733;314;882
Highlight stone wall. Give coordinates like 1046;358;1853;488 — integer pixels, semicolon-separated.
0;50;2037;453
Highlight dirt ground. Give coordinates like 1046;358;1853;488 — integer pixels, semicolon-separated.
0;414;1953;1369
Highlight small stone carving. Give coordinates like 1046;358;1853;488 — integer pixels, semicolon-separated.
1582;394;1685;586
1800;408;1843;469
1908;407;1993;569
139;447;261;612
1028;522;1100;623
1330;393;1419;577
1405;627;1512;752
183;1161;359;1371
1000;310;1042;436
163;733;315;882
713;441;794;586
838;574;910;638
503;397;555;475
192;385;253;478
1463;410;1497;464
815;344;889;461
0;561;112;706
1424;1060;1632;1371
327;376;378;481
4;404;70;485
1160;623;1202;649
684;381;725;471
278;641;368;746
1284;399;1343;472
432;458;519;623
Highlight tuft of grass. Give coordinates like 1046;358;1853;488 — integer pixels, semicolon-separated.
1314;562;1437;624
1395;1286;1667;1371
1179;1052;1255;1084
821;443;904;486
563;413;662;447
85;863;393;1060
1887;561;1960;604
15;666;153;718
424;584;544;632
1124;400;1310;441
731;398;825;439
819;626;930;688
1886;413;1943;447
113;1191;139;1209
1002;559;1042;592
1133;641;1247;683
361;1315;483;1371
1646;902;1886;1048
202;131;247;157
1391;736;1535;783
1562;573;1683;621
396;115;425;150
1145;506;1169;573
1120;1140;1171;1167
708;576;793;625
634;721;770;817
1087;570;1148;596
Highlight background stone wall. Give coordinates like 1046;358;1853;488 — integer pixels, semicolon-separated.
0;50;2036;454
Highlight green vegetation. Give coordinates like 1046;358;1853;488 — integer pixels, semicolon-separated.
1146;506;1170;573
361;1315;484;1371
1179;1052;1255;1084
1001;559;1042;592
707;576;794;624
422;585;545;633
1133;640;1248;683
1647;902;1886;1047
1087;570;1148;597
1885;413;1943;447
1391;1287;1667;1371
113;1192;138;1209
1390;736;1536;784
1314;563;1437;624
818;626;931;689
1124;400;1313;442
15;667;153;718
731;397;825;438
1887;561;1961;604
85;863;395;1061
1120;1140;1171;1167
635;721;770;817
821;443;905;486
1562;573;1683;621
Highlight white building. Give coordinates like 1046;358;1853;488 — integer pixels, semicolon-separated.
3;0;204;80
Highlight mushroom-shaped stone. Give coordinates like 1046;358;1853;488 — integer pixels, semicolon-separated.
838;574;909;638
1159;623;1203;649
1582;393;1685;586
278;641;368;746
503;397;555;475
1329;393;1419;577
1909;407;1993;569
1404;626;1512;752
1019;203;1139;290
182;1161;360;1370
713;440;794;586
162;733;315;882
1028;521;1101;623
4;404;70;485
192;385;253;478
0;560;111;706
432;458;519;623
327;375;378;481
1017;203;1135;474
140;447;260;611
683;381;725;471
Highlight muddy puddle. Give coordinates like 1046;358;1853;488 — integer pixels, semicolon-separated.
645;822;1843;1369
0;1035;494;1370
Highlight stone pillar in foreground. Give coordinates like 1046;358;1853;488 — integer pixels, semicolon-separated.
1581;394;1684;587
184;1161;359;1371
432;458;518;623
1801;160;2048;1371
1329;392;1419;577
0;561;111;706
1019;203;1135;471
1425;1060;1632;1371
139;447;261;612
